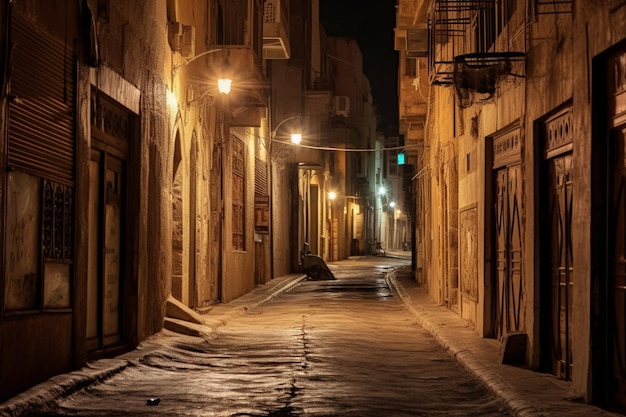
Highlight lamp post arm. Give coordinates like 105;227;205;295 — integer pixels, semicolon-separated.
172;48;224;74
271;115;301;138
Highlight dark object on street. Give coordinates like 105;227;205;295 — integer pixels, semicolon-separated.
367;239;386;256
499;332;527;365
300;243;336;280
146;397;161;406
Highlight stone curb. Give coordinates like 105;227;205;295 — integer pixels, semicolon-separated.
386;268;547;417
0;359;130;417
249;274;307;309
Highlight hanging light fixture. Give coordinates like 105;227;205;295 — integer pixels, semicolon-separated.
217;52;232;95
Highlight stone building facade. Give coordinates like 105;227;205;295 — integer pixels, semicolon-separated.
0;0;276;400
397;0;626;411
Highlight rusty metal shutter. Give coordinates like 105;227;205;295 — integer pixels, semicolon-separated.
7;12;76;185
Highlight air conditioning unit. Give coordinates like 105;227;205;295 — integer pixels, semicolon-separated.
333;96;350;117
406;28;428;58
168;22;195;59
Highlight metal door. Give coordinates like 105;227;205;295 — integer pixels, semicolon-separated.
546;153;574;379
494;164;523;341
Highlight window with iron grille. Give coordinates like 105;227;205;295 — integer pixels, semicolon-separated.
5;172;74;312
232;136;246;250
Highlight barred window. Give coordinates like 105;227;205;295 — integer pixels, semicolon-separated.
232;136;245;250
5;172;73;312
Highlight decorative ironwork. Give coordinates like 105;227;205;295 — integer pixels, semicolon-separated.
429;0;525;102
54;185;64;259
42;179;74;261
429;1;496;85
64;186;74;259
43;181;54;259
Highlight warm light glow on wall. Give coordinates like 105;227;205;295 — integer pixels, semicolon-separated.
166;89;178;109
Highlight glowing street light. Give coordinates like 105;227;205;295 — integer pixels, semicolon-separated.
272;116;303;144
217;53;232;94
290;133;302;145
172;48;232;95
328;191;337;200
217;78;232;94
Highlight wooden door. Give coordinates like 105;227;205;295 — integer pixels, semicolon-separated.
87;150;125;351
546;153;574;379
494;164;523;341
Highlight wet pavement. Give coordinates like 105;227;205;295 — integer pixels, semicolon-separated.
1;254;620;417
10;256;509;416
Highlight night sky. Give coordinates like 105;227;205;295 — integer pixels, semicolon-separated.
319;0;399;133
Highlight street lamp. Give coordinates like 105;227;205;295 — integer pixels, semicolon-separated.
172;48;232;95
271;115;303;144
216;51;232;94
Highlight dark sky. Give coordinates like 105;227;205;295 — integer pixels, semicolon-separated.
319;0;399;132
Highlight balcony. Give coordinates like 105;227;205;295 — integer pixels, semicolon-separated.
427;0;525;107
262;0;290;59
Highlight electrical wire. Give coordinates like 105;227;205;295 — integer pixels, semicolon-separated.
243;127;416;153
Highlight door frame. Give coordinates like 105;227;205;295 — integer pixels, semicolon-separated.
537;103;574;379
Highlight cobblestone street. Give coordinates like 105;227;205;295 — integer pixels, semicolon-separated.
22;257;509;416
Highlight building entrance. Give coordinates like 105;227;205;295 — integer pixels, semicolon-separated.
540;106;574;380
86;92;131;355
